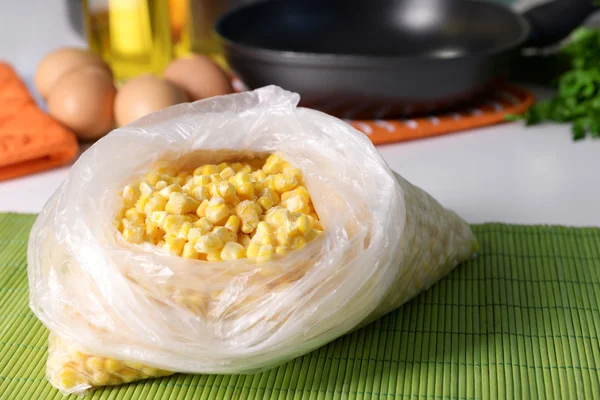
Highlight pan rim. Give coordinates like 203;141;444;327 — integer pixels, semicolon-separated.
215;0;531;66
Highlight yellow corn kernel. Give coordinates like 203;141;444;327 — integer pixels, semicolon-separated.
260;188;280;206
161;215;190;235
191;185;209;201
175;171;189;185
125;208;145;222
192;175;211;186
139;182;154;197
224;215;241;233
195;232;225;253
281;187;310;214
177;221;192;239
220;166;236;180
187;227;202;244
258;196;274;211
59;367;84;389
291;236;306;249
305;229;319;242
156;183;181;199
206;252;221;262
284;166;303;180
194;217;213;234
123;224;144;243
213;226;237;243
166;192;200;215
196;199;209;217
163;235;186;256
205;197;229;224
155;180;169;191
295;215;311;233
238;234;251;248
213;181;238;203
92;371;111;385
257;245;275;262
151;211;168;224
182;242;200;259
264;207;291;227
105;358;123;374
236;200;260;233
273;172;298;193
246;242;260;258
122;185;141;208
275;226;290;246
209;173;222;183
196;164;219;176
275;245;288;256
135;196;149;213
221;241;246;260
144;171;161;185
119;368;140;383
145;221;163;243
230;162;243;171
216;162;228;172
86;356;105;371
263;154;287;174
144;196;167;216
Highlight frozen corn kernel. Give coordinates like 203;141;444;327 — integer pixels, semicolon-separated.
206;198;230;225
213;226;237;243
155;180;168;191
195;232;225;253
122;224;144;243
224;215;241;233
165;192;200;215
182;242;200;259
196;199;209;217
263;154;287;174
163;235;186;256
191;185;209;201
144;196;167;216
220;166;236;179
157;183;181;199
221;242;246;260
194;217;213;234
122;185;140;208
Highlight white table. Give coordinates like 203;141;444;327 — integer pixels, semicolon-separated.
2;1;600;226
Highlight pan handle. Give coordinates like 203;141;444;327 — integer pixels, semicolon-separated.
523;0;598;48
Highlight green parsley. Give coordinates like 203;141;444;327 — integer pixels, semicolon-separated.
511;28;600;140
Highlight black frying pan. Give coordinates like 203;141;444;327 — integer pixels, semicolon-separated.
216;0;597;118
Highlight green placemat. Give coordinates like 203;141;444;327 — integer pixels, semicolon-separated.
1;213;600;399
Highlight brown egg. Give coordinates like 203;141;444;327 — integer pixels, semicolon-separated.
35;47;111;100
114;74;189;126
47;66;116;141
163;55;233;101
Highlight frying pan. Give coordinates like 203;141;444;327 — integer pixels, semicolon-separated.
216;0;597;118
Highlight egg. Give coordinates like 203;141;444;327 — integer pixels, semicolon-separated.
35;47;111;100
114;74;189;126
47;66;116;140
163;55;233;101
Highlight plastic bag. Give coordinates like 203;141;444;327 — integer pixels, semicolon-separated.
28;86;477;394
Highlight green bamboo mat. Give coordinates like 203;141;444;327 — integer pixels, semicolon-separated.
1;214;600;400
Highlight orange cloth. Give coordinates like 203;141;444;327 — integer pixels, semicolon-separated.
0;63;78;181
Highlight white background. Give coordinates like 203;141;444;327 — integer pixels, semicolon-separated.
1;0;600;227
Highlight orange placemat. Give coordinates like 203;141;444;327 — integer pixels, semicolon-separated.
0;63;79;181
344;84;534;145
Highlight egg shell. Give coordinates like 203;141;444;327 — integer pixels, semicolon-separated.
114;74;189;126
163;55;233;101
35;47;111;100
47;66;116;140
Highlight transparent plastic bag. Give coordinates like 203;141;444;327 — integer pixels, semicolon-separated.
28;86;477;394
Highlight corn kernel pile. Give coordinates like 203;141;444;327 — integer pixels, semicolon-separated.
48;334;172;392
116;154;322;262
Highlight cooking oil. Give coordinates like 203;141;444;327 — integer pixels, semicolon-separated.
84;0;175;82
84;0;230;82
